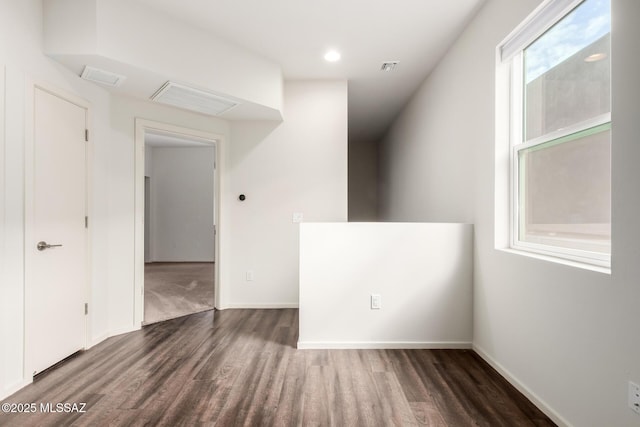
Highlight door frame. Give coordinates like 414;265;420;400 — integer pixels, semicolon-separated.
134;119;223;326
24;81;92;377
144;176;151;263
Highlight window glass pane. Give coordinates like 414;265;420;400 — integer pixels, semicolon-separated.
518;124;611;253
524;0;610;140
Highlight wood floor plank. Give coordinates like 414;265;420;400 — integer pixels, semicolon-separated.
371;371;419;426
0;309;555;427
408;401;449;427
272;347;306;426
328;350;362;426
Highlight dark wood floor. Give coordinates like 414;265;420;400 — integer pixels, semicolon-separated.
0;309;554;426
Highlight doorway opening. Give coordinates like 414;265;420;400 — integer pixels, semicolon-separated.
134;120;221;327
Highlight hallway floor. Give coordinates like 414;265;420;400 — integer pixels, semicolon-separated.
144;262;214;324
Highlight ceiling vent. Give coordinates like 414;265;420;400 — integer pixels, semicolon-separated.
150;81;238;116
380;61;400;72
80;66;126;87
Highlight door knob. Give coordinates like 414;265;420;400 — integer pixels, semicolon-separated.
37;241;63;251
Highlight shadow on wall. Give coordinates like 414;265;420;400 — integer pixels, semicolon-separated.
348;137;379;222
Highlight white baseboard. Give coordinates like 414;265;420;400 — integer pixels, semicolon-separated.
218;303;299;309
2;326;139;401
472;344;571;427
88;325;139;350
89;332;110;348
107;324;141;338
297;341;472;350
1;379;32;401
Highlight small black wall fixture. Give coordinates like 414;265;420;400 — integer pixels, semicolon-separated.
238;194;246;201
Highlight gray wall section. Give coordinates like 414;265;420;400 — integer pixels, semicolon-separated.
150;147;215;262
348;137;378;222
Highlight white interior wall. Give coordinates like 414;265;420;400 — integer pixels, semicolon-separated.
0;65;6;400
379;0;640;425
109;95;229;334
1;0;348;402
377;60;477;223
299;222;473;348
225;81;348;308
150;147;215;262
0;0;111;399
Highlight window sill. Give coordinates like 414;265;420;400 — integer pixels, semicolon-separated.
496;247;611;275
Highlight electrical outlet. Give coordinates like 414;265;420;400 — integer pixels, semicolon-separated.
246;270;254;281
630;381;640;415
371;294;381;310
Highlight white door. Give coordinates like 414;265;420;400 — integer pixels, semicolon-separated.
27;87;87;375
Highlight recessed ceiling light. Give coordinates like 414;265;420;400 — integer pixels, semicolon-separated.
324;50;341;62
584;52;607;62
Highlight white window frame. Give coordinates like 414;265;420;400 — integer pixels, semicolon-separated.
499;0;611;268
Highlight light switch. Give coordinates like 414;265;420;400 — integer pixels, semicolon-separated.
371;294;381;309
292;212;304;223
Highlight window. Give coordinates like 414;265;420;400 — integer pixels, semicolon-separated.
499;0;611;267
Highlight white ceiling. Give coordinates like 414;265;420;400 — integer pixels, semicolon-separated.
133;0;485;142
